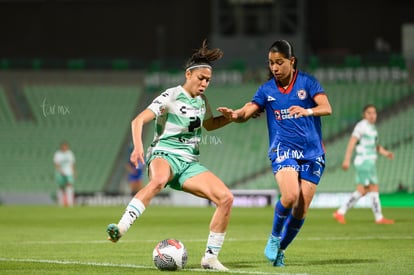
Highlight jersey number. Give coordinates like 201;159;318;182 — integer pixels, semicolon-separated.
188;116;201;132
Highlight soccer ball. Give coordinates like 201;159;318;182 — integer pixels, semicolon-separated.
152;239;188;271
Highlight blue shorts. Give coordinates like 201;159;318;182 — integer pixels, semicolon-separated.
128;169;143;181
271;155;325;185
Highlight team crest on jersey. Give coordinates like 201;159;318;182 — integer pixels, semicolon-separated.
297;89;307;100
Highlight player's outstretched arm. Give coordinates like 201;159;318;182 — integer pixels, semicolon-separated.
203;115;232;131
377;145;394;160
217;102;260;123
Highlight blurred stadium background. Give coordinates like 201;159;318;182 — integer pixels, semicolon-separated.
0;0;413;206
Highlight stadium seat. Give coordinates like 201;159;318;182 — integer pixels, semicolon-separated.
1;79;412;196
0;84;142;194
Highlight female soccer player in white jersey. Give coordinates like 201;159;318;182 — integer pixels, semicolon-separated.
333;104;394;224
53;141;76;206
106;40;233;271
218;40;332;267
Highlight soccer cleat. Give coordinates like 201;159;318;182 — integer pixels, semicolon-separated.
264;234;280;262
375;218;394;224
201;256;229;271
333;211;346;224
107;223;122;243
273;250;285;267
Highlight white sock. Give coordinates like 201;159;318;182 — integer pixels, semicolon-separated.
370;192;383;221
66;185;74;206
205;231;226;259
338;191;362;215
118;198;146;234
57;189;64;206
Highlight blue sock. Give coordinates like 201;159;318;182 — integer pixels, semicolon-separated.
280;214;305;250
271;201;291;237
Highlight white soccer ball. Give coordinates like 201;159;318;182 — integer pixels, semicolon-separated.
152;239;188;271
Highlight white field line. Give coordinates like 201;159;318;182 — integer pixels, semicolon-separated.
0;257;305;275
2;236;412;274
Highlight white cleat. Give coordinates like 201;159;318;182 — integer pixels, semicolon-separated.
201;256;229;271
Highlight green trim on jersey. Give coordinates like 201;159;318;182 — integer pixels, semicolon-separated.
146;85;212;162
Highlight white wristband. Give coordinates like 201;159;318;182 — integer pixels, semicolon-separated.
306;108;314;116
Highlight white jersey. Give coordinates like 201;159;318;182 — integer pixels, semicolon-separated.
352;119;378;164
146;85;213;162
53;150;76;176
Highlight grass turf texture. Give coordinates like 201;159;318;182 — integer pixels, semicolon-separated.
0;206;413;274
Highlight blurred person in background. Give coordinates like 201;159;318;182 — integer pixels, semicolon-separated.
333;104;394;224
53;141;76;206
218;39;332;267
106;40;234;271
126;143;144;195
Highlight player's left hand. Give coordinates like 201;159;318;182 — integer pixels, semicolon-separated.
288;105;307;118
386;151;394;160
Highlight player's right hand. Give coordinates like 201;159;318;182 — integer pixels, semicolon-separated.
341;161;350;171
130;147;145;168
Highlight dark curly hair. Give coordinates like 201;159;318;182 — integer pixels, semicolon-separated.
184;39;223;71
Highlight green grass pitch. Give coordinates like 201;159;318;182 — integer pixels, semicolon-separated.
0;205;413;274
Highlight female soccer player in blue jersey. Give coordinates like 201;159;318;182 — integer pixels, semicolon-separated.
107;40;233;271
218;40;332;267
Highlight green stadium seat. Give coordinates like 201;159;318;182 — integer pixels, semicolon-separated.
67;59;85;70
112;59;129;70
0;84;142;194
1;79;413;196
0;59;9;70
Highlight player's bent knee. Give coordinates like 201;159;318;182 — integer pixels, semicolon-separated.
148;177;169;191
281;193;299;206
219;191;234;208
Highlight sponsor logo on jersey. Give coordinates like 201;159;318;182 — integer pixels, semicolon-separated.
179;105;204;116
180;106;187;114
274;109;295;120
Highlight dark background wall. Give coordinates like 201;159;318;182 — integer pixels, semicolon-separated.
307;0;414;55
0;0;211;62
0;0;413;63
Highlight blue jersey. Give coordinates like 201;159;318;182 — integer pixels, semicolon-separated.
252;70;326;162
